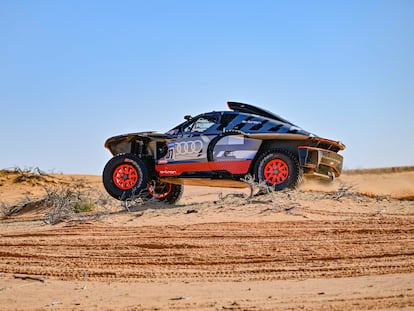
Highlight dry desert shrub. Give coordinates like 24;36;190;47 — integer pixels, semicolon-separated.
0;183;113;224
211;174;304;215
215;174;390;217
12;166;49;185
43;186;82;224
1;198;48;218
320;182;387;202
43;185;116;224
121;193;146;212
0;201;10;217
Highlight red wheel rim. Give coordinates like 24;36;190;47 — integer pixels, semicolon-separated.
263;159;289;185
112;164;139;190
148;182;172;199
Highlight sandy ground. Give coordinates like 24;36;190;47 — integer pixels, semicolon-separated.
0;167;413;310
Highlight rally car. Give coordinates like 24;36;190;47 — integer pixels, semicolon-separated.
103;102;345;204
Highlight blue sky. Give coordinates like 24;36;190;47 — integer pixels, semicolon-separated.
1;0;413;174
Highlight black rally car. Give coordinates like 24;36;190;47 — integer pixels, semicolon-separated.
103;102;345;204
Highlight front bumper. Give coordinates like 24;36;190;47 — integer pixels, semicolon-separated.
298;146;344;178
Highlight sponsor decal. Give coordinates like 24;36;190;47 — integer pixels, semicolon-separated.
242;120;261;125
175;140;203;155
158;159;168;164
160;170;178;175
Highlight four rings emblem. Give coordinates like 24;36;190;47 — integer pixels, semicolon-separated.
175;140;203;155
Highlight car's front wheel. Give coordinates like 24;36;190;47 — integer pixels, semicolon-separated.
102;153;148;201
254;149;302;191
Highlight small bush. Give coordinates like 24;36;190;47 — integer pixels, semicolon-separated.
43;186;97;224
72;200;95;213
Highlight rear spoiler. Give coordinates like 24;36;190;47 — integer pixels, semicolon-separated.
227;101;297;127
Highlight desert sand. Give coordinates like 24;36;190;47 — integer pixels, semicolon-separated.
0;167;413;310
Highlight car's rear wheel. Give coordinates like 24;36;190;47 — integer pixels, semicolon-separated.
103;153;148;201
148;180;184;204
254;150;302;190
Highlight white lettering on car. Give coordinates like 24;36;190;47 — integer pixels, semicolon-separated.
160;170;177;175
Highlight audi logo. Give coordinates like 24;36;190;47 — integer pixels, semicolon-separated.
175;140;203;155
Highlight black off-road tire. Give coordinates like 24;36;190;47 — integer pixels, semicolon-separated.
147;180;184;204
163;184;184;204
102;153;149;201
254;149;303;191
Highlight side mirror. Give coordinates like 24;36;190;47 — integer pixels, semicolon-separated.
184;115;192;121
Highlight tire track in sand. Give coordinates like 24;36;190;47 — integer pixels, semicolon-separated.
0;218;413;282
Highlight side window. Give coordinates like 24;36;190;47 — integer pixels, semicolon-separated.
217;113;237;131
183;115;218;133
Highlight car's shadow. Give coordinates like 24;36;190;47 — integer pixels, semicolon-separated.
118;199;201;213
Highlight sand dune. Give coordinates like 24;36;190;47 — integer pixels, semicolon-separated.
0;167;413;310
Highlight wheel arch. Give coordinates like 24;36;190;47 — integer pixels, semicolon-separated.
248;139;303;175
